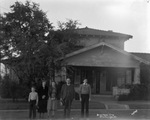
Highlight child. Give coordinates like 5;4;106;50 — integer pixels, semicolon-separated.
79;79;91;118
28;86;38;119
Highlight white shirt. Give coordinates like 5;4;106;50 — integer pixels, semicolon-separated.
28;91;38;101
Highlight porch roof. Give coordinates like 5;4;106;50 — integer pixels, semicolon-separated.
59;42;150;65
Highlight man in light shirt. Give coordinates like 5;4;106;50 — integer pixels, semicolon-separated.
79;79;91;118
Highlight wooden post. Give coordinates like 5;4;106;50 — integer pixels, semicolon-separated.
133;67;140;84
61;66;66;81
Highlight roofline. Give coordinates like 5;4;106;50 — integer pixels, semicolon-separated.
58;42;150;65
76;27;133;39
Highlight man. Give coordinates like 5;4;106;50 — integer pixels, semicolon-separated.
60;78;75;118
79;79;91;118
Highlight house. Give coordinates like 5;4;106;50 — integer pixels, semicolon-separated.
55;27;150;95
0;59;20;83
0;63;19;82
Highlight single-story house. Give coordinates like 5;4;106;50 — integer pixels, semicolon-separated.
55;27;150;95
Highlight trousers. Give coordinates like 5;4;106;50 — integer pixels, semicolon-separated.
64;98;72;118
81;94;89;117
29;100;36;119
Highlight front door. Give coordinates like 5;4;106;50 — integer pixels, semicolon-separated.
95;70;107;94
100;71;107;94
95;70;112;94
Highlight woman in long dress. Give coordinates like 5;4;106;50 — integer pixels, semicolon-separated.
38;80;48;118
47;81;57;118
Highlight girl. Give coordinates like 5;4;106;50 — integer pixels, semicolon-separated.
47;81;57;118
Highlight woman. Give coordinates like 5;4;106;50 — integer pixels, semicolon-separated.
47;81;57;118
38;80;48;118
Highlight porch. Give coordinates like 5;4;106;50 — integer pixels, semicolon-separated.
67;66;135;95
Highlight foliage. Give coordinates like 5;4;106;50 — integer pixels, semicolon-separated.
0;1;53;83
117;83;149;101
0;75;30;100
128;84;149;100
0;1;83;85
54;19;83;55
0;75;11;98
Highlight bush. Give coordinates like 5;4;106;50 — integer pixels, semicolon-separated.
117;83;149;101
128;84;148;100
0;75;30;101
0;75;11;98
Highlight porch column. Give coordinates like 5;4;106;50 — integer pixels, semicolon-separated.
61;66;66;81
133;67;140;84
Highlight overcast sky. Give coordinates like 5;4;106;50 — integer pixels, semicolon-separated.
0;0;150;53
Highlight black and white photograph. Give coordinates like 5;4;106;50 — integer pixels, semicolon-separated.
0;0;150;120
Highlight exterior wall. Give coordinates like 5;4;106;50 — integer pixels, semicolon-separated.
63;46;140;68
79;37;126;50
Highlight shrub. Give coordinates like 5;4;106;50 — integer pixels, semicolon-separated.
117;83;149;101
0;75;11;98
128;84;148;100
0;75;30;101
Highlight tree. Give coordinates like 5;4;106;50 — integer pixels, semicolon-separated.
46;19;83;79
0;1;53;83
0;1;83;85
55;19;82;55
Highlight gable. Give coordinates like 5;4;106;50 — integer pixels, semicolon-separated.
63;46;140;68
61;42;150;67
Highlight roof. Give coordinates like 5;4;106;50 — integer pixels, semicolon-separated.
59;42;150;65
131;52;150;62
76;27;133;40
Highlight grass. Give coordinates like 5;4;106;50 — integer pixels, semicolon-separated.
0;99;28;110
0;98;106;110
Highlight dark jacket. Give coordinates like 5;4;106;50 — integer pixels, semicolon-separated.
61;84;75;101
38;86;48;101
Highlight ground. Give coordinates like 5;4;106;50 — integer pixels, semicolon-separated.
0;96;150;120
0;109;150;120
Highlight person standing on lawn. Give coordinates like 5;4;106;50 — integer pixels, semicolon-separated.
38;79;48;118
79;79;91;118
28;86;38;119
60;78;75;118
47;81;57;118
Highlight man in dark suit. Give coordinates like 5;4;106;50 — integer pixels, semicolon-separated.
60;78;75;118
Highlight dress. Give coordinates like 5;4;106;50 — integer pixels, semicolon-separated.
47;86;57;110
38;86;48;113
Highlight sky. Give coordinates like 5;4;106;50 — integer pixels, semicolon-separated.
0;0;150;53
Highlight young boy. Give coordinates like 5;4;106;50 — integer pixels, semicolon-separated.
28;86;38;119
79;79;91;118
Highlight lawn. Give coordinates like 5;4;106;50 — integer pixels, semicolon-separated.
0;99;28;110
0;99;106;110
